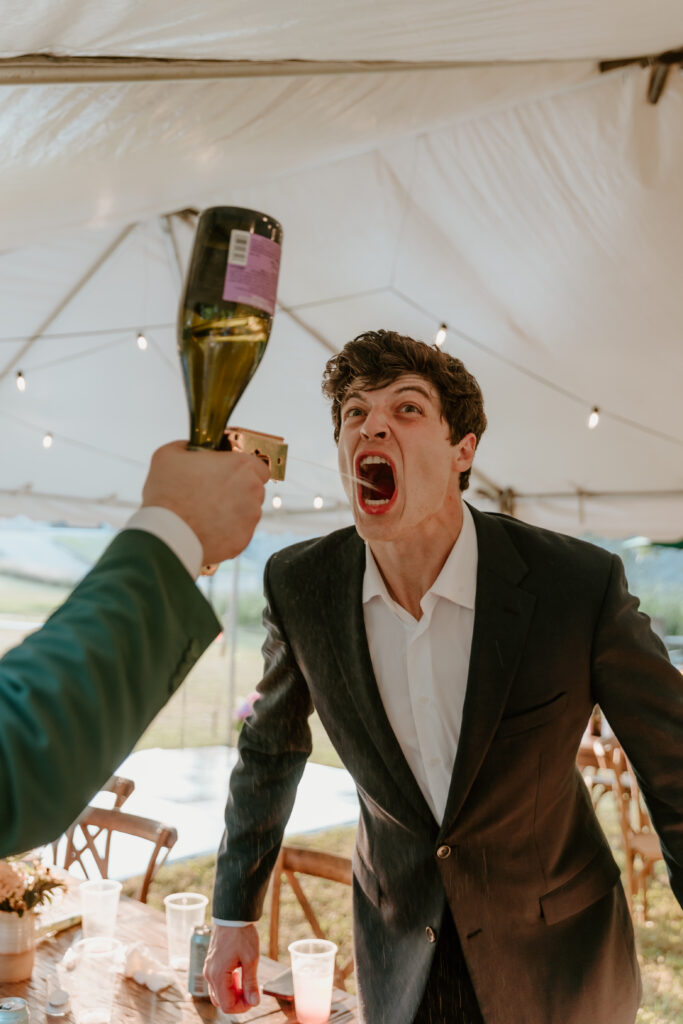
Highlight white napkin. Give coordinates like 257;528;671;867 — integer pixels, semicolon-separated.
123;942;177;993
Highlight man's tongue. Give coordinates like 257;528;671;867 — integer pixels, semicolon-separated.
361;463;395;501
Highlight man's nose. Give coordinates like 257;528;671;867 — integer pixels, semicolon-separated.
360;409;390;439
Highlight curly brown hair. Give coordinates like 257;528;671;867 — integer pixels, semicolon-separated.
321;329;486;491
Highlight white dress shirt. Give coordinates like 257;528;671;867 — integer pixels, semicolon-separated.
363;502;478;822
214;503;478;927
124;506;203;580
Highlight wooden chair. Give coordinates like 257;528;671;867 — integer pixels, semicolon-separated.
56;806;177;903
577;712;619;807
50;775;135;862
101;774;135;808
269;845;354;990
598;740;663;919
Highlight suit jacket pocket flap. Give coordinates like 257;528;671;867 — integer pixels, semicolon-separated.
352;846;381;908
540;846;621;925
497;692;568;738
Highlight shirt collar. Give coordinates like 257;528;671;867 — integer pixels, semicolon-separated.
362;502;478;612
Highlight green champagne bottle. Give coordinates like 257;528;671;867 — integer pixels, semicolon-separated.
179;207;283;449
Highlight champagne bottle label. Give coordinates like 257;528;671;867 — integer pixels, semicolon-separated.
223;233;281;316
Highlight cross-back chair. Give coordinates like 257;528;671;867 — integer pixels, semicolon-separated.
56;806;177;903
101;774;136;808
595;739;663;919
269;845;354;990
50;774;135;861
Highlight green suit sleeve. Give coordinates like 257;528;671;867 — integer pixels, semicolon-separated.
0;528;220;856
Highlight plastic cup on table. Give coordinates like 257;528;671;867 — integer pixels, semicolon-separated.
163;892;208;970
80;880;122;939
57;936;122;1024
288;938;338;1024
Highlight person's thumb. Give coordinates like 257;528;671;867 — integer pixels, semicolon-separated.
242;961;260;1006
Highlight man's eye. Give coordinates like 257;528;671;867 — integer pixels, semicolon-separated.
399;403;421;414
343;407;364;419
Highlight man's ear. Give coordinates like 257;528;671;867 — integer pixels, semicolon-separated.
453;433;477;472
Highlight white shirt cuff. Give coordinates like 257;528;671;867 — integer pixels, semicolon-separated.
125;507;203;580
212;918;256;927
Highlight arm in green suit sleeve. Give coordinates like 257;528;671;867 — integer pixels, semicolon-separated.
592;553;683;908
0;528;220;857
212;555;313;921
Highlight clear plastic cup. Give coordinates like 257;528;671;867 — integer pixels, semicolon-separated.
57;937;122;1024
80;880;122;939
163;892;208;970
289;939;337;1024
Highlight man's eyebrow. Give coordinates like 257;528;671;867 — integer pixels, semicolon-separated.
394;384;435;400
341;382;435;406
341;389;367;407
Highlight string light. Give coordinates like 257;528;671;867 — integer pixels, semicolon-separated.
136;332;148;351
272;495;282;510
42;432;53;449
588;407;600;430
313;495;324;510
15;371;26;392
434;323;447;347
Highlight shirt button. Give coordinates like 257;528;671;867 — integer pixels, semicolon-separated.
436;845;451;860
425;926;437;943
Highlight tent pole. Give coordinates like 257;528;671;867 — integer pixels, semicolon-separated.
0;223;137;381
277;302;338;355
226;556;241;748
0;54;584;86
160;215;185;291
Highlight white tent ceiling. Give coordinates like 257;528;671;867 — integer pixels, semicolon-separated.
0;4;682;538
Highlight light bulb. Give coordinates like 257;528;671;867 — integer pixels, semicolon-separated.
272;495;282;510
434;323;447;347
16;371;26;392
588;407;600;430
313;496;324;510
42;432;53;449
136;332;148;351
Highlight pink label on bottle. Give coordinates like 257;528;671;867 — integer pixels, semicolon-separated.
223;232;281;316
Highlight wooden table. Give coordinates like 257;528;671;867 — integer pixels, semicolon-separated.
6;876;357;1023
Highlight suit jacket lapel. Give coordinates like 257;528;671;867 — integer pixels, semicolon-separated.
320;530;434;826
438;506;536;838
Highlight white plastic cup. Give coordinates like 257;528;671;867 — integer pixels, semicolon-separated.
288;938;338;1024
80;880;122;939
163;892;208;970
58;937;122;1024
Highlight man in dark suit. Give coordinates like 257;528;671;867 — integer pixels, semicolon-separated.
205;331;682;1023
1;442;268;855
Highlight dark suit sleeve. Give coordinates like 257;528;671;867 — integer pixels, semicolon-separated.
213;555;313;921
0;528;220;857
591;553;683;906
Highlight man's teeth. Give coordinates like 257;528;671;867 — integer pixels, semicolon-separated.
360;455;390;468
365;497;390;507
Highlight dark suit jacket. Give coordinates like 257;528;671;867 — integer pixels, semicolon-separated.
0;529;219;857
214;506;683;1024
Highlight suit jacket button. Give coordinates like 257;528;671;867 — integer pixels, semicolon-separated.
425;926;436;943
436;845;451;859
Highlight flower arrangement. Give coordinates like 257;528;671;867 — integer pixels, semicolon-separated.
235;691;261;732
0;859;65;917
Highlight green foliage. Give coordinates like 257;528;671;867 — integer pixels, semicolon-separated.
637;589;683;637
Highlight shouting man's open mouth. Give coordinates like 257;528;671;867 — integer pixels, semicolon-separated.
356;452;398;514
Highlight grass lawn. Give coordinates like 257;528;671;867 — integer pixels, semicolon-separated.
125;799;682;1018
